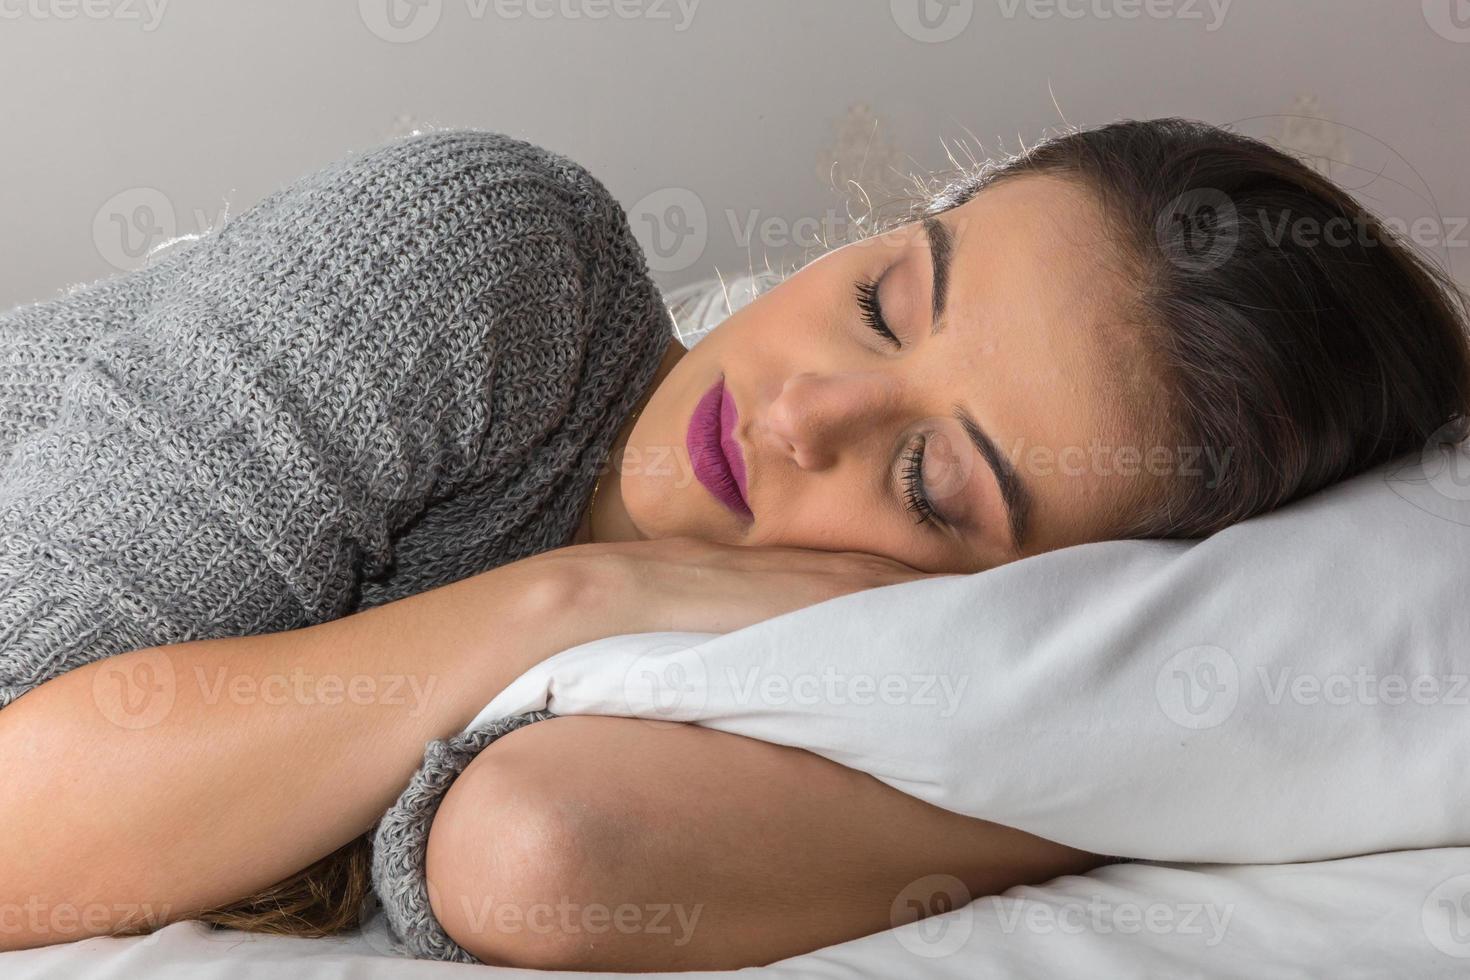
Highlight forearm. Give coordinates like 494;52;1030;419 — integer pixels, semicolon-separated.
0;551;574;951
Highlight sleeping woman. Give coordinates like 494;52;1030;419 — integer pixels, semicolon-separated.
2;118;1468;971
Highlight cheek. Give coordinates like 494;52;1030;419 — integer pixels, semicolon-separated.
619;440;697;532
746;486;893;552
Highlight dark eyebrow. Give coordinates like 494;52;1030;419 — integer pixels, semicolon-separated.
923;217;954;336
952;403;1032;553
923;216;1030;551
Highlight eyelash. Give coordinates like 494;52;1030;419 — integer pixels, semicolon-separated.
901;436;940;528
855;275;940;530
854;277;901;349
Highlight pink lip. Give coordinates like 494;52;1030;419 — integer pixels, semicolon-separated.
719;382;751;505
687;375;752;520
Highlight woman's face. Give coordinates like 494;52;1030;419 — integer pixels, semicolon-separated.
609;174;1157;574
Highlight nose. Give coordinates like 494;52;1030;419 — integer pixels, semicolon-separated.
763;370;903;470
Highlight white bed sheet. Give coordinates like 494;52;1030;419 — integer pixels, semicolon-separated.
5;847;1467;978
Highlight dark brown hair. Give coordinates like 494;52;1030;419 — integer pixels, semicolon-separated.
196;116;1470;938
195;834;373;936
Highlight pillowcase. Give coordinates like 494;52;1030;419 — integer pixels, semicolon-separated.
663;272;779;348
469;446;1470;863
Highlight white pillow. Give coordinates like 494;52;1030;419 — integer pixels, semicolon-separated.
663;272;779;349
471;444;1470;863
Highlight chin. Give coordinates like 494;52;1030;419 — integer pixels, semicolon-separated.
619;479;678;540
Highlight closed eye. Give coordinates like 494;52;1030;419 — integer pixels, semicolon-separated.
855;276;900;349
901;434;942;529
855;277;948;532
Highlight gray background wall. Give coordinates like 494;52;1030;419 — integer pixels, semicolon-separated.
2;0;1467;311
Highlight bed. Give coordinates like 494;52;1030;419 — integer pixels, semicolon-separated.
5;847;1467;978
6;278;1466;977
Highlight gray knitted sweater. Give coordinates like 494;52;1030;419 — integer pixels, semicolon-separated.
0;130;673;960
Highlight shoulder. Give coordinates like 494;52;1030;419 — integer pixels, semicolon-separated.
325;129;623;225
336;129;572;182
206;129;655;301
318;130;652;278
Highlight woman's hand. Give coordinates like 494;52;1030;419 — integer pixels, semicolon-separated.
535;536;948;639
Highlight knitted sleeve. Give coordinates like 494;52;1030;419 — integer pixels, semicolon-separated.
0;129;671;707
370;709;556;962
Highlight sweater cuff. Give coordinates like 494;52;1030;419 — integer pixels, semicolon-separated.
370;710;555;962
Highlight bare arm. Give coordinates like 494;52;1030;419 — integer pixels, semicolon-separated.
428;716;1105;971
0;552;577;952
0;536;933;953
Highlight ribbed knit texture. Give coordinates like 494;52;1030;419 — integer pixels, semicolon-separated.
0;129;673;960
370;709;556;961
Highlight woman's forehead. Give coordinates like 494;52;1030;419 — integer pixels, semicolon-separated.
942;176;1140;409
937;176;1157;542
